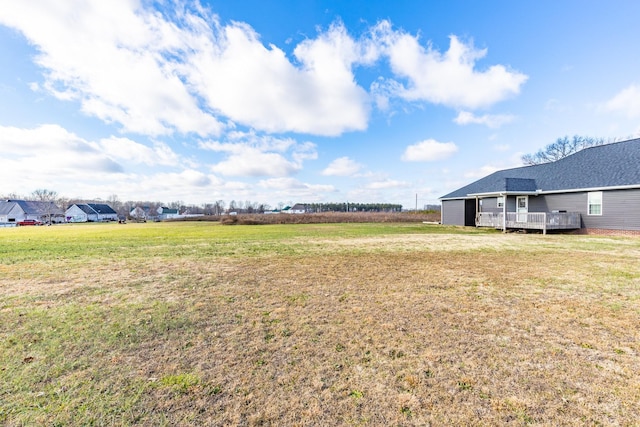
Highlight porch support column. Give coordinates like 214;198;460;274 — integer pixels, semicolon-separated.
475;196;479;227
502;193;507;233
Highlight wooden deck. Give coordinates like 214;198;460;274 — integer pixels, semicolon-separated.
477;212;581;234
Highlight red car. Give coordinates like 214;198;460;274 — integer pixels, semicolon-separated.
17;219;43;226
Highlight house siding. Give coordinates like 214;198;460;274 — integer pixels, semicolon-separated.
530;189;640;230
8;204;24;222
479;197;500;214
586;189;640;230
442;200;465;225
464;189;640;232
66;205;89;222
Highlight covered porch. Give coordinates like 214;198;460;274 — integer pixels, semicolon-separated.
470;189;581;234
477;211;581;234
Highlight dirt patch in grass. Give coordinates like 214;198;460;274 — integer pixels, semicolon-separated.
1;227;639;425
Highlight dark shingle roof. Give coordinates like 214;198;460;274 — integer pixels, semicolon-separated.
159;207;179;214
14;200;64;215
441;138;640;199
72;204;96;215
87;203;117;214
0;201;17;215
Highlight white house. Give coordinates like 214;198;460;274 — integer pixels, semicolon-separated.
0;200;65;224
65;203;118;222
157;207;181;220
286;203;307;214
66;204;98;222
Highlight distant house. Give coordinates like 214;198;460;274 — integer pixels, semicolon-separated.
66;203;118;222
88;203;118;221
157;207;181;220
439;138;640;234
130;206;151;221
66;204;97;222
0;199;65;224
284;203;307;214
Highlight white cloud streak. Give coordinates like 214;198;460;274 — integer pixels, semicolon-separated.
366;179;409;189
0;124;189;195
200;135;318;177
402;139;458;162
322;157;363;176
604;84;640;118
453;111;514;128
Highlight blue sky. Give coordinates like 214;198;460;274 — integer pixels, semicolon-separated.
1;1;639;209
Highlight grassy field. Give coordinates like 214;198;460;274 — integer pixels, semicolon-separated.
1;222;639;426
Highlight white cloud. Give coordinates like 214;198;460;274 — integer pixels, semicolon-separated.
0;124;203;200
366;179;409;189
98;137;180;166
371;22;528;109
0;124;123;173
258;177;336;200
463;165;502;179
210;149;302;177
604;84;640;118
185;21;371;136
1;4;528;139
402;139;458;162
201;135;318;177
493;144;511;152
0;1;223;137
322;157;363;176
453;111;514;128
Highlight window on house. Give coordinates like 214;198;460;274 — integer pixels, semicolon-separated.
497;196;504;208
588;191;602;215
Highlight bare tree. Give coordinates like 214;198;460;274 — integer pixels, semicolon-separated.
521;135;613;165
107;194;123;213
31;189;59;224
1;192;24;200
213;200;225;216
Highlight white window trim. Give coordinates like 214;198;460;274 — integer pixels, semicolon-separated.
587;191;603;216
497;196;504;208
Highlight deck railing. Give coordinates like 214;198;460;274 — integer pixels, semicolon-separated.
477;212;581;233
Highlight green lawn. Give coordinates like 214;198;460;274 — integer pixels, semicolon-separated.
1;222;639;425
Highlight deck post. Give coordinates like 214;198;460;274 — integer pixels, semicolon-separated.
502;194;506;233
543;212;547;235
475;196;479;227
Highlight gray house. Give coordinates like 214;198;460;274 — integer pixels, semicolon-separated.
439;138;640;234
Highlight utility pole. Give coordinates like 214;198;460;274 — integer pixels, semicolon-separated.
415;193;418;212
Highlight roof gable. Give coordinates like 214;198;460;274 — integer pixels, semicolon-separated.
0;201;18;215
71;204;97;215
441;138;640;199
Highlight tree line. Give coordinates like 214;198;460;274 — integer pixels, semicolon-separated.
2;190;403;216
297;203;403;213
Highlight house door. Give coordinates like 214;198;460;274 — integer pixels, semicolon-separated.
516;196;528;222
